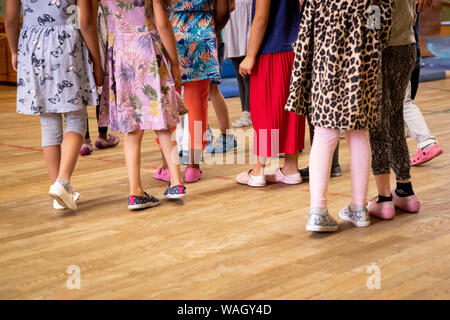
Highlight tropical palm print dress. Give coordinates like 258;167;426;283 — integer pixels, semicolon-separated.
171;0;220;82
98;0;187;133
16;0;97;115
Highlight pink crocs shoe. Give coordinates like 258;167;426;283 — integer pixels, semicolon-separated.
393;191;420;213
367;197;395;220
154;167;170;182
184;167;202;183
236;170;266;187
265;168;302;185
410;144;443;166
95;134;120;149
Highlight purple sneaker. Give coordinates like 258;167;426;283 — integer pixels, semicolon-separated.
80;142;93;156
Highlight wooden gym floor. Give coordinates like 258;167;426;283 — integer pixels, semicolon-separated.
0;79;449;300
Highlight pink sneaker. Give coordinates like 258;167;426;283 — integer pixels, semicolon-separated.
80;142;93;156
236;170;266;187
393;191;420;213
184;167;202;183
410;144;443;166
265;168;302;185
95;134;120;149
367;197;395;220
154;167;170;182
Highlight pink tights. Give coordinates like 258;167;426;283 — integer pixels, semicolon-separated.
309;127;371;208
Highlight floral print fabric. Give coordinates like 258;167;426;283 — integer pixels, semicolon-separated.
171;0;220;82
99;0;187;133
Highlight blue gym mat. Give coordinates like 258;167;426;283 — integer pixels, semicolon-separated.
421;57;450;82
218;60;240;98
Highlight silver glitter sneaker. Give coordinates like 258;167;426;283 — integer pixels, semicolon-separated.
339;205;370;227
306;209;339;232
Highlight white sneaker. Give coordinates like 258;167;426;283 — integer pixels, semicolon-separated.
49;182;77;211
232;112;252;128
53;192;80;210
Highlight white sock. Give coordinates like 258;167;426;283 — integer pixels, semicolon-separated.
349;203;366;212
310;207;329;216
56;178;71;192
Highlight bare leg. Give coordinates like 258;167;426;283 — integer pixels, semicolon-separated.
210;83;231;135
160;150;168;170
43;145;61;183
124;130;145;196
282;153;299;175
374;174;392;197
156;130;182;186
57;132;84;181
251;156;266;176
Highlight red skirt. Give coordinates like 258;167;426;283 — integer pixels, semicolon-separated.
250;50;305;157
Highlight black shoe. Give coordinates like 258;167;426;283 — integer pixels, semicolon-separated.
330;165;342;177
299;167;310;180
128;192;160;210
299;165;342;181
164;184;186;199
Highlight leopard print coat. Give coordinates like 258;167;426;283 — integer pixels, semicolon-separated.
285;0;393;130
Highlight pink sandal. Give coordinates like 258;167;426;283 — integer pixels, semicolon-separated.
184;167;202;183
95;134;120;149
393;191;420;213
367;197;395;220
265;168;302;185
154;167;170;182
410;144;443;166
236;170;266;187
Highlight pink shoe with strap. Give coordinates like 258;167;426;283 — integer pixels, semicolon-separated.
265;168;302;185
367;197;395;220
154;167;170;182
236;170;266;187
95;134;120;149
393;191;420;213
410;144;443;166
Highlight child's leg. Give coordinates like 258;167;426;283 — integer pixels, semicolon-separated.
252;156;266;176
160;151;168;169
40;113;63;182
85;118;91;143
96;104;108;140
337;130;371;227
231;57;247;112
283;153;299;175
124;130;145;196
345;130;370;206
81;117;93;156
309;127;340;208
388;46;417;204
209;83;231;134
58;109;88;181
309;118;340;167
155;129;182;186
184;79;210;168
